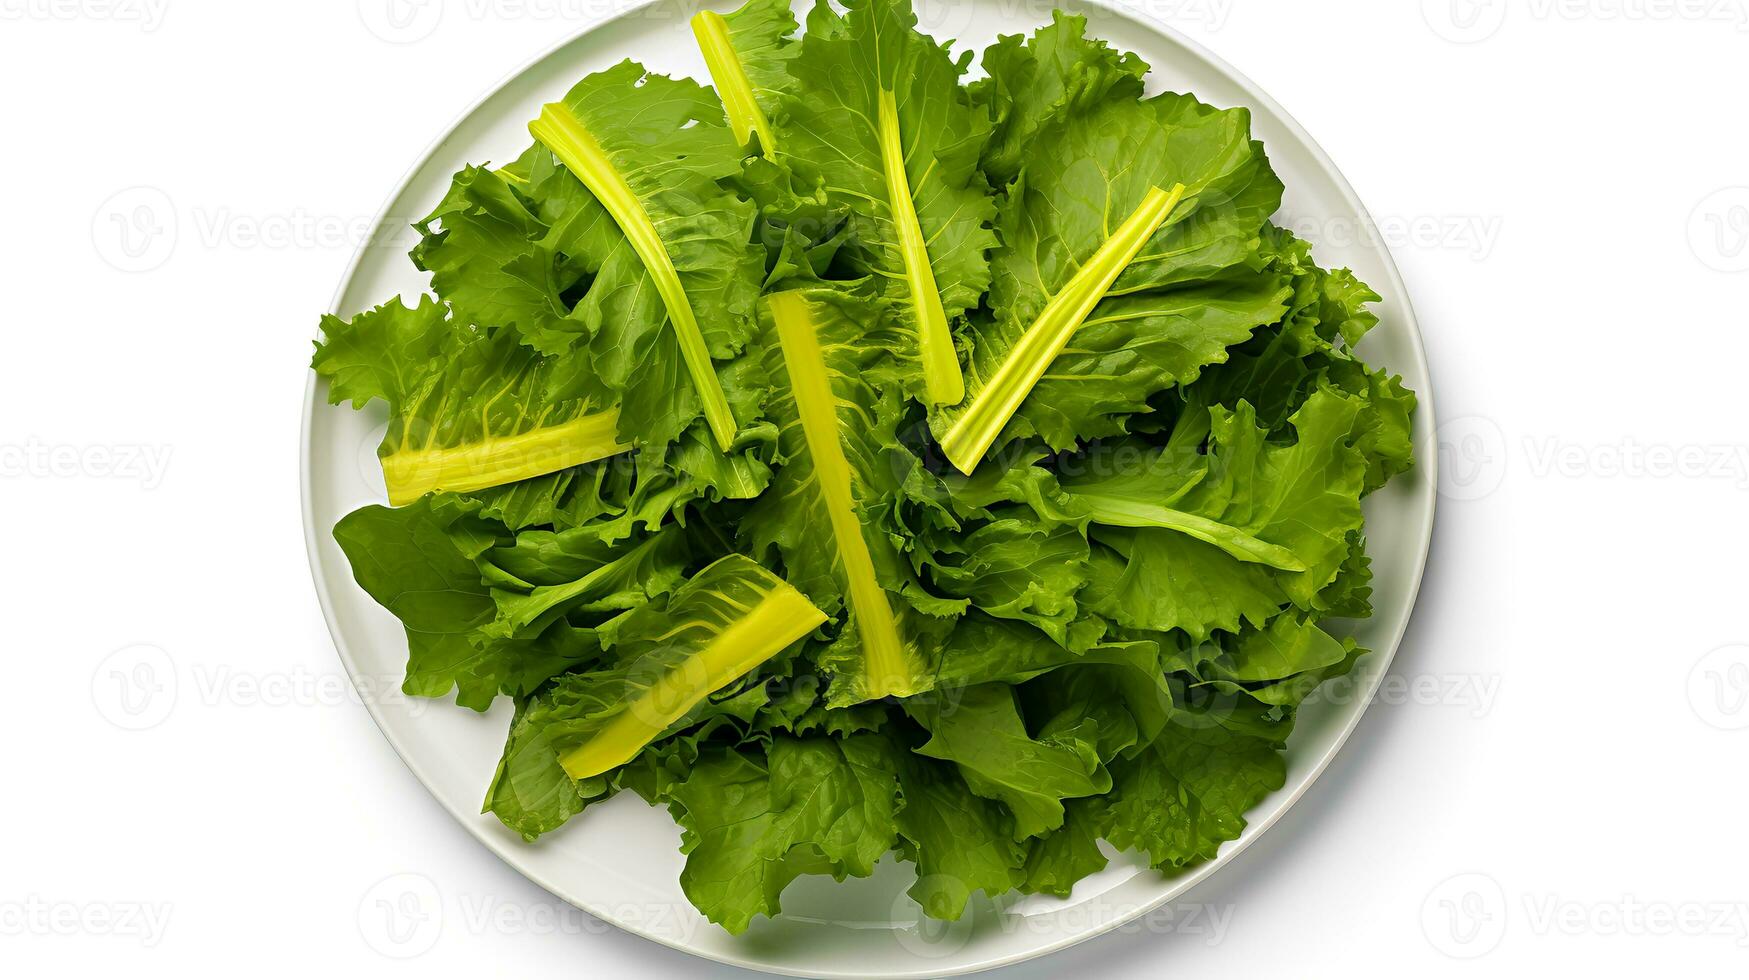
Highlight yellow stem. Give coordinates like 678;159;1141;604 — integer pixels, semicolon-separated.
940;183;1187;475
691;11;776;154
767;291;920;699
559;576;826;779
381;410;628;507
877;88;964;408
530;104;739;451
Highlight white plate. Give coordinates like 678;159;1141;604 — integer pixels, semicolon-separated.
301;1;1438;974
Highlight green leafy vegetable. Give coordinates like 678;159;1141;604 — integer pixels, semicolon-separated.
312;0;1420;935
1101;691;1290;871
691;0;797;153
937;182;1187;473
743;287;940;702
332;496;619;711
935;85;1288;472
770;0;997;406
1078;389;1370;641
529;61;764;451
972;10;1148;187
546;554;828;780
907;682;1109;841
314;296;628;505
666;736;901;931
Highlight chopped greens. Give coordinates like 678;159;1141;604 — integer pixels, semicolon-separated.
313;0;1418;936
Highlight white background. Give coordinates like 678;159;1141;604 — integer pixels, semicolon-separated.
3;0;1747;976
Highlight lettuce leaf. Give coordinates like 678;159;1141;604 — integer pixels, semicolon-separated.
481;523;693;638
549;554;828;780
1100;692;1290;872
529;61;765;451
1186;228;1418;494
1021;799;1109;896
410;160;595;356
890;734;1027;919
666;736;902;932
934;90;1287;472
332;497;613;710
771;0;997;406
972;10;1148;187
905;682;1109;841
482;554;827;837
920;512;1096;651
1078;388;1370;640
314;297;628;505
743;287;944;703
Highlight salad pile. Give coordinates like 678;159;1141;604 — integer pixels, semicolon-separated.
314;0;1416;933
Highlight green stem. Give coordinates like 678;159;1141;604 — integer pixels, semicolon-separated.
1075;493;1308;572
488;532;672;637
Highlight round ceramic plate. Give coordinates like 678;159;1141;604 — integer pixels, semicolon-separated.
302;1;1438;974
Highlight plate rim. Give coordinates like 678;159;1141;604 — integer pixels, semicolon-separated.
300;2;1439;974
